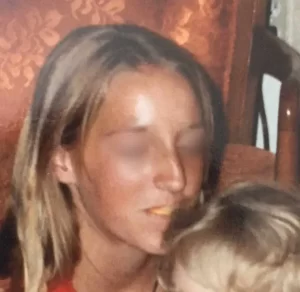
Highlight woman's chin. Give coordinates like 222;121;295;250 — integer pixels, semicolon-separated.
138;235;168;255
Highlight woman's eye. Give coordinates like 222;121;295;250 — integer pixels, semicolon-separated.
177;130;204;156
177;139;203;155
110;133;150;158
121;146;146;157
119;144;148;157
179;145;203;155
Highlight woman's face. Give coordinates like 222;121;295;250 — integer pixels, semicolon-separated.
71;66;205;254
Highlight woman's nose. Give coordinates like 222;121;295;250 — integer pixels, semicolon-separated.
153;149;186;194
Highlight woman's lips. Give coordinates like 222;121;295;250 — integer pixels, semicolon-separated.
146;206;174;216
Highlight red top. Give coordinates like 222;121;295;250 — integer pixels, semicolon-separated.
49;281;76;292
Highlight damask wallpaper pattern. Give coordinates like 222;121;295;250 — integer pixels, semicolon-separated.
0;0;238;218
0;0;237;124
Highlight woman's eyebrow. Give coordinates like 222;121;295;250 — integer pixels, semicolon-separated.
187;122;203;129
179;123;204;136
104;125;148;136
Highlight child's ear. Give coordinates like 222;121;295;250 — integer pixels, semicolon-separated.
51;146;77;184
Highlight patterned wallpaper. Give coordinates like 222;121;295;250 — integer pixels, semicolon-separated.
0;0;237;128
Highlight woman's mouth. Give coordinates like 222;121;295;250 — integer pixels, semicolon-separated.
147;206;174;216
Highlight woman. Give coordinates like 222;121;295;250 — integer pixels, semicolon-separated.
0;24;224;292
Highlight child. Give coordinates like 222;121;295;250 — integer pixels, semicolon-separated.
159;183;300;292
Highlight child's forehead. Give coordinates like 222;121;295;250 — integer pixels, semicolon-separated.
172;263;214;292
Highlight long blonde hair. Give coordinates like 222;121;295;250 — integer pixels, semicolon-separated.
6;24;217;292
160;182;300;292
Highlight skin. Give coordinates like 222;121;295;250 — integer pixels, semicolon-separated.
54;65;205;292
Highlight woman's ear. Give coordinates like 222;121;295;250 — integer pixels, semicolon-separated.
52;147;77;184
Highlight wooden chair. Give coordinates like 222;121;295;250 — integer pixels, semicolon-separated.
218;23;300;191
0;0;299;215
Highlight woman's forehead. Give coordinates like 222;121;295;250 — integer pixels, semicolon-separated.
92;66;202;134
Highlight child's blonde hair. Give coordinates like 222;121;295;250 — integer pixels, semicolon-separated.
159;182;300;292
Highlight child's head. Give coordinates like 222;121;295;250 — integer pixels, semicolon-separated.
159;182;300;292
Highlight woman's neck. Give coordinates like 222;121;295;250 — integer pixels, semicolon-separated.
72;210;159;292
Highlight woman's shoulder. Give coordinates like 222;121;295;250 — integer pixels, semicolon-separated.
0;277;75;292
48;281;76;292
0;278;10;292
